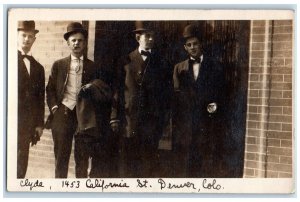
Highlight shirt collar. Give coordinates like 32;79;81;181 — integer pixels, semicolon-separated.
138;46;152;54
190;54;203;63
18;48;32;56
71;54;84;60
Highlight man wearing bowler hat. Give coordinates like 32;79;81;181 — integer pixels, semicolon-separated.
172;24;226;177
17;21;45;178
46;22;101;178
111;21;172;177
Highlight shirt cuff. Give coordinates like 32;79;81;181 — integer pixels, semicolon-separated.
110;120;120;125
51;105;58;113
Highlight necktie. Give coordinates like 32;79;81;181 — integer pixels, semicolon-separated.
141;50;151;57
74;59;81;73
190;57;200;64
21;54;32;60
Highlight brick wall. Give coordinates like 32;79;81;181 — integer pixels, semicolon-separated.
244;20;293;178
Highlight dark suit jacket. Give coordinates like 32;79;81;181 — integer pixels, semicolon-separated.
173;56;226;149
18;51;45;139
46;55;98;112
112;49;172;138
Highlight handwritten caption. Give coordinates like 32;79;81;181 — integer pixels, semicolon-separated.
19;178;224;192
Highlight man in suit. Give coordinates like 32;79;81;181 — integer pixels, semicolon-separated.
173;24;226;177
111;21;172;177
17;21;45;178
46;22;99;178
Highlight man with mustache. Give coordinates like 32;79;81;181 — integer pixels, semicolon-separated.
46;22;99;178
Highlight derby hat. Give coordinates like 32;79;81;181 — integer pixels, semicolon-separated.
182;24;202;40
133;21;155;33
18;21;39;34
63;22;88;41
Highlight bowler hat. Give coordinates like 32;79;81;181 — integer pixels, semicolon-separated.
64;22;88;41
133;21;155;33
182;24;202;40
18;21;39;34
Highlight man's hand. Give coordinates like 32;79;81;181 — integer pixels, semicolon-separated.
207;102;217;113
35;126;44;137
111;122;119;134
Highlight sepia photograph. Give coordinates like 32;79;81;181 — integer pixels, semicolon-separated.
6;8;295;193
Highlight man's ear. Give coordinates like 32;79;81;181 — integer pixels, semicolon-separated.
184;44;188;52
135;34;140;42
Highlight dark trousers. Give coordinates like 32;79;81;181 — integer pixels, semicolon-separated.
17;130;32;178
75;134;120;178
51;104;76;178
122;116;162;178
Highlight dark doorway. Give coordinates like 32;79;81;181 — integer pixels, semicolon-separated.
94;20;250;178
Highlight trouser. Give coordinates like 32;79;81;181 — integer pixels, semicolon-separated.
51;104;76;178
17;130;32;178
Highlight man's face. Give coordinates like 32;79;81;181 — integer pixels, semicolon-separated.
67;32;87;57
18;30;36;53
184;37;202;59
137;31;155;50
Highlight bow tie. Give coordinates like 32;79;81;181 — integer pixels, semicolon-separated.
141;50;151;57
21;54;32;60
190;58;201;64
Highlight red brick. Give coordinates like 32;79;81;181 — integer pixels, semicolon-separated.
269;58;285;66
251;59;264;67
252;35;265;43
269;98;292;106
250;82;268;90
246;137;257;144
248;106;258;113
269;106;282;114
268;122;282;131
247;121;258;129
285;58;293;66
269;90;283;98
282;107;292;115
246;144;262;153
245;160;259;168
273;20;293;26
252;27;266;34
266;171;279;178
271;67;292;74
253;20;266;27
278;172;293;178
254;169;265;177
271;75;284;82
268;114;292;123
272;34;293;42
283;75;292;83
249;74;259;82
249;66;264;74
268;131;292;140
252;42;265;50
272;26;293;34
272;41;292;50
251;50;266;58
267;139;281;147
267;147;292;156
249;90;259;97
279;156;292;165
272;50;293;58
267;155;280;163
244;168;255;176
267;162;292;173
248;97;264;105
281;140;292;148
282;123;292;132
245;152;257;160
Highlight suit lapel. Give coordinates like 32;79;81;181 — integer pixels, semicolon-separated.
62;56;71;89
